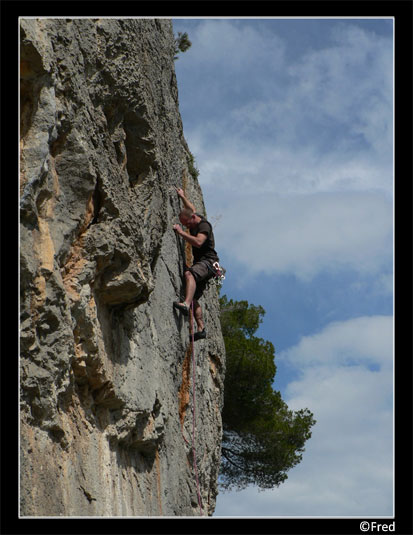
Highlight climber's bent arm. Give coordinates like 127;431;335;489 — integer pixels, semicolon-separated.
176;188;196;213
173;226;207;248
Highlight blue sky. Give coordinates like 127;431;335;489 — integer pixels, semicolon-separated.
172;18;393;517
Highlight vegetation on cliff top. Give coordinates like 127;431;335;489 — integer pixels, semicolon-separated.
219;294;316;491
174;31;192;60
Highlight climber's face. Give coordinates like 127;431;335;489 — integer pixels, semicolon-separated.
179;214;195;228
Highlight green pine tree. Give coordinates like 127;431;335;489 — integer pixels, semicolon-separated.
219;294;316;491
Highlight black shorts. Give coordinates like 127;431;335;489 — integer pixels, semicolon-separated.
185;261;215;301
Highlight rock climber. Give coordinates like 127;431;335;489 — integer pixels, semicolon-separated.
173;187;219;341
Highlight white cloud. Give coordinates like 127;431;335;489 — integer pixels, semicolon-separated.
176;20;393;201
188;73;393;195
198;137;392;197
279;316;394;515
173;18;394;519
184;19;285;73
215;315;394;517
214;191;392;281
287;24;393;145
281;315;393;370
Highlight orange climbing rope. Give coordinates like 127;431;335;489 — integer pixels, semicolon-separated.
190;301;204;516
176;176;203;515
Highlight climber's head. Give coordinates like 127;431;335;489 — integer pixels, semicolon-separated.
179;208;198;229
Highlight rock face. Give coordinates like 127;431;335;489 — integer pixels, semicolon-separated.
19;18;225;516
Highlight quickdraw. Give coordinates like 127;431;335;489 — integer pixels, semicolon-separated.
206;261;226;287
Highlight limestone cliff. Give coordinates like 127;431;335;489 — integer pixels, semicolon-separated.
19;18;225;516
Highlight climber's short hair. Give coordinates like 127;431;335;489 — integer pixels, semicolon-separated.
179;208;195;227
179;207;194;220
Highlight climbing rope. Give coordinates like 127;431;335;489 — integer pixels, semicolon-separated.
173;180;204;515
190;301;204;516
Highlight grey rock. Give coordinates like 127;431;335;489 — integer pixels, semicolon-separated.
20;18;225;517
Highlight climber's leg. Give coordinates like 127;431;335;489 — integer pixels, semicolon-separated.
193;299;204;331
173;270;196;315
192;299;207;341
183;270;196;307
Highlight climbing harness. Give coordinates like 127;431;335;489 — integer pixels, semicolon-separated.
204;260;226;288
189;301;204;516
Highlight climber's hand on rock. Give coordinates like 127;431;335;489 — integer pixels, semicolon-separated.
176;187;185;198
173;223;183;235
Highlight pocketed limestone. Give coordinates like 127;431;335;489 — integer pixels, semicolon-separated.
20;18;225;517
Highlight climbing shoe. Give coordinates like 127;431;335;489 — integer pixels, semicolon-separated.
173;301;189;316
193;329;206;341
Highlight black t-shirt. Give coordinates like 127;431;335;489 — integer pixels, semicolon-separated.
190;216;219;264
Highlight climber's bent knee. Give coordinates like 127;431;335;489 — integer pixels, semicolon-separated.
185;270;195;283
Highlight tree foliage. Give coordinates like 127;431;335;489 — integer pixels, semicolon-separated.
174;31;192;60
219;295;316;491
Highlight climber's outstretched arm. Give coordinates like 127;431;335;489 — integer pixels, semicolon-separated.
176;187;196;213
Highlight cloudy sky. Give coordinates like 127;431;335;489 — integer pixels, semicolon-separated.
172;18;394;518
